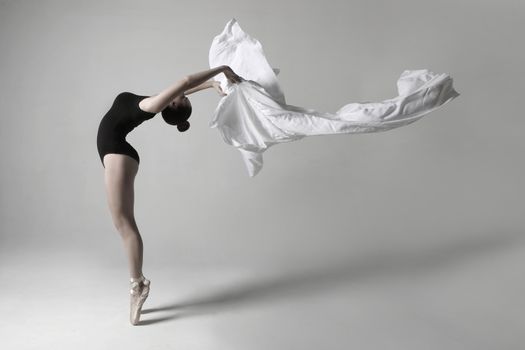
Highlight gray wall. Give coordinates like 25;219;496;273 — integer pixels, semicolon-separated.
1;0;522;272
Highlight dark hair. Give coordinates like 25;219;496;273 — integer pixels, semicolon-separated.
161;97;192;132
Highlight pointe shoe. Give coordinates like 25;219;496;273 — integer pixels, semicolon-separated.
130;275;150;325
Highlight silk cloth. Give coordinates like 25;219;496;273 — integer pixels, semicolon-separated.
208;19;460;177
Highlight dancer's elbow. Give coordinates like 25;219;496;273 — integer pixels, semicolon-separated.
177;76;190;91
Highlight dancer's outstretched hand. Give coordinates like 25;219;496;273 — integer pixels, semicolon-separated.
222;65;244;84
211;81;227;96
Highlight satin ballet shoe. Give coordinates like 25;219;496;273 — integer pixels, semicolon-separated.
129;275;151;325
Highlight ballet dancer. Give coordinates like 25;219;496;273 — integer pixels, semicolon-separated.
96;65;243;325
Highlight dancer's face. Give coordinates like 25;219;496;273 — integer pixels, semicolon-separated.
170;95;189;108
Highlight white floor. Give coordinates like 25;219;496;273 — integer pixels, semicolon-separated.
2;233;524;350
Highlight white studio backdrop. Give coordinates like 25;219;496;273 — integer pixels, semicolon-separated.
0;2;523;348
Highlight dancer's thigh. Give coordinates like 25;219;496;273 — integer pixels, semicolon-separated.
103;153;139;230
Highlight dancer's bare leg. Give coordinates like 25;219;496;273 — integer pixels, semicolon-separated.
103;153;150;325
103;153;143;278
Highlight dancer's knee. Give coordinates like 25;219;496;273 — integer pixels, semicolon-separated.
112;215;138;235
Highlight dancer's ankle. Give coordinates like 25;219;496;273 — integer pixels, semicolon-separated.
130;275;145;283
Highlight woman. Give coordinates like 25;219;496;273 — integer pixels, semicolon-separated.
97;65;243;325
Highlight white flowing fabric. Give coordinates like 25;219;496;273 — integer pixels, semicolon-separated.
209;19;460;177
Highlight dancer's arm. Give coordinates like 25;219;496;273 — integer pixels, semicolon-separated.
185;80;227;96
184;80;214;95
141;66;242;113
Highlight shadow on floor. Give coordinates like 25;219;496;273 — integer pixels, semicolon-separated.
138;231;523;326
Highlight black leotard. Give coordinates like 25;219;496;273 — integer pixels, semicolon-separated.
97;92;157;167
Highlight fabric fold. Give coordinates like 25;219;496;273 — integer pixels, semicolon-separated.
209;19;460;177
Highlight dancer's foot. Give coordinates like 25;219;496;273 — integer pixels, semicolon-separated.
130;275;150;325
